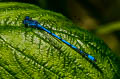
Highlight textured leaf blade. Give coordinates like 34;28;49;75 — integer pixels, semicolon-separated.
0;2;120;79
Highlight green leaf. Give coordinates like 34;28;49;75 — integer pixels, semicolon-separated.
0;2;120;79
96;22;120;34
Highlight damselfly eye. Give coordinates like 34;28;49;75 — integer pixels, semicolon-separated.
25;16;30;20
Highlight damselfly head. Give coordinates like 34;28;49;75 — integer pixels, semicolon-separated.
25;16;30;20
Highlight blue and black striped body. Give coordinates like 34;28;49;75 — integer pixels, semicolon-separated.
23;16;96;62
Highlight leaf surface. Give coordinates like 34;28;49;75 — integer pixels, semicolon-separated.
0;2;120;79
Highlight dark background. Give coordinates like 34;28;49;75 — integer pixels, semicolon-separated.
1;0;120;56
